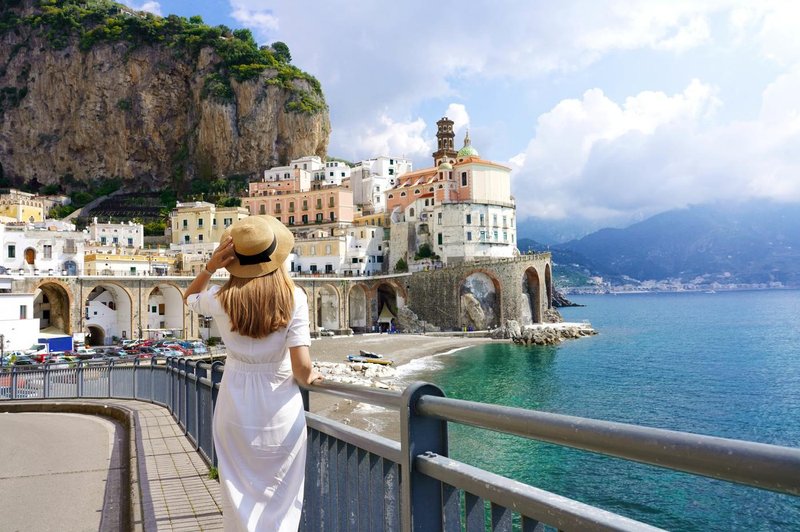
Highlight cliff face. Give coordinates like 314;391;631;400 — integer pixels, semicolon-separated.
0;4;330;189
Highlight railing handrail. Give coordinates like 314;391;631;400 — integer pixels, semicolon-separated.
299;380;800;498
416;394;800;497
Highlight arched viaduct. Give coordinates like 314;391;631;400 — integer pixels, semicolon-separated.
11;253;552;344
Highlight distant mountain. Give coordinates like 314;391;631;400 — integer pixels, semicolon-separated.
516;216;612;245
553;202;800;286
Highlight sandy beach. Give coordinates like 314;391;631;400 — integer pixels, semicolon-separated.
306;333;500;439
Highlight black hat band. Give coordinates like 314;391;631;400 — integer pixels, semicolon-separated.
235;235;278;265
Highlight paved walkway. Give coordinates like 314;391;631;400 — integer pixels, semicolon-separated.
117;400;223;531
0;399;223;531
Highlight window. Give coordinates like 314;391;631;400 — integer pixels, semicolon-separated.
112;237;118;244
19;305;27;319
316;213;323;222
352;258;359;264
503;231;508;242
224;218;232;227
302;215;308;224
130;266;137;274
329;197;335;207
325;245;332;254
376;256;383;263
438;213;442;224
503;216;507;227
400;192;406;197
43;245;52;259
128;238;133;246
198;234;204;242
480;213;485;226
289;215;295;225
182;219;188;229
466;214;472;224
184;235;190;243
461;172;468;186
409;207;415;217
198;218;204;227
389;168;394;175
414;189;420;195
311;246;317;256
330;212;335;221
310;265;318;273
101;237;107;245
316;198;323;209
213;218;217;226
388;194;394;199
289;202;295;212
303;200;308;210
467;231;472;241
493;214;498;226
260;204;266;215
437;233;443;245
494;230;499;240
275;203;282;213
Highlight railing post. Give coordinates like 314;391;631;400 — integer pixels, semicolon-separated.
400;382;448;532
43;363;50;398
193;361;202;450
77;361;84;397
10;366;17;399
108;360;114;398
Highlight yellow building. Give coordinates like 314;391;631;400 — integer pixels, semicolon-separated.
170;202;249;246
0;189;46;222
84;253;174;276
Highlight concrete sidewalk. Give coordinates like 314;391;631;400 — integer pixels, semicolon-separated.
0;400;223;531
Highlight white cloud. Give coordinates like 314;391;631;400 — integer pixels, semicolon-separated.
229;4;279;35
655;16;711;52
336;114;431;163
511;76;800;222
445;104;470;136
120;0;162;16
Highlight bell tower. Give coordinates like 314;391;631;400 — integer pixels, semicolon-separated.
432;116;457;166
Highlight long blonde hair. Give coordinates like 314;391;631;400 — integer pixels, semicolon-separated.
216;265;296;338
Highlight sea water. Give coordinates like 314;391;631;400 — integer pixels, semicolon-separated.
406;290;800;531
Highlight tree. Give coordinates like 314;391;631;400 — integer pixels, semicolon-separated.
395;258;408;273
272;41;291;63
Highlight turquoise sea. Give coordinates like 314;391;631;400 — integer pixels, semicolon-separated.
407;290;800;531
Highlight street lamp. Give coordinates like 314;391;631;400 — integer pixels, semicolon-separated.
0;333;7;368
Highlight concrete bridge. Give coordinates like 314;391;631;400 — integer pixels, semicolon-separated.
10;253;552;344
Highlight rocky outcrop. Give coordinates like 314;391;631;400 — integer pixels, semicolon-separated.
396;306;441;334
460;293;486;330
0;3;330;188
491;319;597;346
313;361;400;390
552;289;583;307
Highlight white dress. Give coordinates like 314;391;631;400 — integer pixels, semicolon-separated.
188;285;311;532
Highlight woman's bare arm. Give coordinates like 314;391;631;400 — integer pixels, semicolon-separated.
290;345;323;385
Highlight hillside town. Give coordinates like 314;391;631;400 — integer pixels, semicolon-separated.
0;118;523;355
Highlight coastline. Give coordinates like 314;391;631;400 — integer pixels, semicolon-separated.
307;333;500;439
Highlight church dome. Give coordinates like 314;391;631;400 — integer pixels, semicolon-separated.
438;160;453;170
457;129;479;158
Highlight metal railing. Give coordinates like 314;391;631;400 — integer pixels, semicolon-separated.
2;360;799;531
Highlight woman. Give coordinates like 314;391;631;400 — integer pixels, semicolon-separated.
183;215;322;532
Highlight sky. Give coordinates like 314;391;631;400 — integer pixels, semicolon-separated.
123;0;800;233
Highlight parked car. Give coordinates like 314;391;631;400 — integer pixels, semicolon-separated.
73;347;98;360
12;355;36;366
318;328;335;337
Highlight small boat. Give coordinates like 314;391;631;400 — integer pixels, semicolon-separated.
347;353;394;365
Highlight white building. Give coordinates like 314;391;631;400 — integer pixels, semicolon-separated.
0;222;85;275
350;156;411;214
88;217;144;251
343;225;385;276
0;290;40;352
313;160;351;187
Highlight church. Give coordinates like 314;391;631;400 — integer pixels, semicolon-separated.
387;116;518;268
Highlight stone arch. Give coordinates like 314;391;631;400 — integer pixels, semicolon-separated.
84;282;134;345
544;263;553;309
316;283;340;331
33;280;73;334
458;269;502;330
86;324;106;347
144;282;185;339
373;281;405;332
523;267;543;324
348;284;368;332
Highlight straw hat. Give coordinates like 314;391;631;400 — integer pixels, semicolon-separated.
220;215;294;278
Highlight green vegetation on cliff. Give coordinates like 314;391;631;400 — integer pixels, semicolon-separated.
2;0;325;112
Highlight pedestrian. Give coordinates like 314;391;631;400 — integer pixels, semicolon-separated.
184;215;322;532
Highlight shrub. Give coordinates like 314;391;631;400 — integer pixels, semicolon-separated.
395;258;408;272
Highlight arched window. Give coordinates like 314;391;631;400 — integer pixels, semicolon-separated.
414;189;420;195
409;207;415;217
388;194;394;199
400;192;407;197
